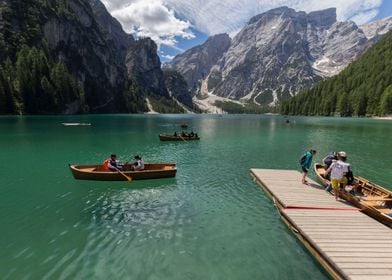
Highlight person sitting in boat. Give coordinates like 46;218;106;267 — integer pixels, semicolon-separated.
174;131;177;136
323;152;338;170
189;131;195;137
103;154;123;171
131;155;145;171
181;131;186;137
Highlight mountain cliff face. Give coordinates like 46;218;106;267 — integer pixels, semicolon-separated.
361;17;392;39
0;0;182;114
126;38;168;97
165;33;231;90
168;7;391;108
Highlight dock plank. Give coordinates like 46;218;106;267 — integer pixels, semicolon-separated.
250;168;392;280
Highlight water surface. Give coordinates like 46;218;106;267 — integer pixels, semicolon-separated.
1;114;391;279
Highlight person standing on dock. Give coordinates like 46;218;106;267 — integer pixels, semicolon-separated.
324;151;350;201
300;149;317;185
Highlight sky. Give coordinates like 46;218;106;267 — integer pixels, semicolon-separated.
101;0;392;61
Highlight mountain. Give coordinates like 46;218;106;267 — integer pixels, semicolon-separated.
0;0;184;114
167;7;392;110
165;33;231;90
361;17;392;39
280;30;392;116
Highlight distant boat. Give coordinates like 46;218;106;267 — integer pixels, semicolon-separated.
180;123;188;129
314;163;392;227
62;123;91;126
69;163;176;181
159;133;200;141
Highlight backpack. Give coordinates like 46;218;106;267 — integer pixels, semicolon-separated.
299;153;307;165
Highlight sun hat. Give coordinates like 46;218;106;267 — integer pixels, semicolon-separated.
338;151;346;157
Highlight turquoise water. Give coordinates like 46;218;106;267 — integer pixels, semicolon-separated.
0;114;391;279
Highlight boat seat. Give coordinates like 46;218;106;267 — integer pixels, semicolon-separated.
85;168;96;172
365;201;385;207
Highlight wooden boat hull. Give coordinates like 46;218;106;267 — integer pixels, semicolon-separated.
159;134;200;141
314;163;392;227
69;163;177;181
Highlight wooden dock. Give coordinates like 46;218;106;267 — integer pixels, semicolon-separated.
250;169;392;280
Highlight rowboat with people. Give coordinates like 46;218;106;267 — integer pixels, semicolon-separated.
314;163;392;227
159;133;200;141
69;163;177;181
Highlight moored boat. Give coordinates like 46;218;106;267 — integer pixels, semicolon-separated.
159;133;200;141
69;163;176;181
314;163;392;227
62;123;91;126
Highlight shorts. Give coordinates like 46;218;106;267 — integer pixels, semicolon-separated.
301;166;308;173
331;177;348;189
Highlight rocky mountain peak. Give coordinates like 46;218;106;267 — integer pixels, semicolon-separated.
361;16;392;39
166;33;231;89
307;8;336;29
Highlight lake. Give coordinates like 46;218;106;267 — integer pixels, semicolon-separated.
1;114;391;279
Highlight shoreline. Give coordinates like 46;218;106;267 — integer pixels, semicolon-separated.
372;116;392;120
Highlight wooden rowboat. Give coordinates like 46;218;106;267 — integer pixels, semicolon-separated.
314;163;392;227
62;123;91;126
69;163;176;181
159;134;200;141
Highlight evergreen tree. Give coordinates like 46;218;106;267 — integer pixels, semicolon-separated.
380;85;392;115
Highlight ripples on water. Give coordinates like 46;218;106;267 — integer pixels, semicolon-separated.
90;187;188;241
7;115;388;279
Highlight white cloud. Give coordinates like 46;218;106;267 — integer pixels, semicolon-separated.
102;0;383;45
102;0;195;48
349;9;379;25
163;0;383;35
161;54;175;60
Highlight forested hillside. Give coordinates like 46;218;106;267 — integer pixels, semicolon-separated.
280;30;392;116
0;0;89;114
0;0;184;114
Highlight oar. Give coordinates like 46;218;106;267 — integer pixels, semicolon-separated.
115;167;132;182
179;135;187;142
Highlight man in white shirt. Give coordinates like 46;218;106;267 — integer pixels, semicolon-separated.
325;151;350;201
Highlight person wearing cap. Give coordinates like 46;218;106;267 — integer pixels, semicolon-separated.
324;151;350;201
131;155;144;171
103;154;123;171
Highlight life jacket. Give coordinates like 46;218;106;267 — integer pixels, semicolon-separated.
103;159;109;170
